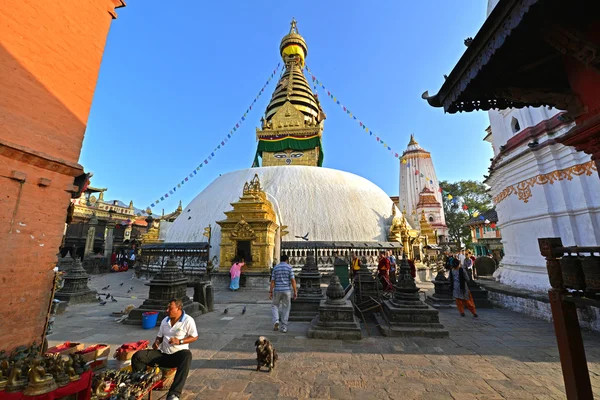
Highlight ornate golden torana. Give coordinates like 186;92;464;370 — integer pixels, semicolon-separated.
253;19;327;167
217;174;278;272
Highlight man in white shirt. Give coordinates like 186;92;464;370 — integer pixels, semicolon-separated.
132;299;198;400
458;250;466;266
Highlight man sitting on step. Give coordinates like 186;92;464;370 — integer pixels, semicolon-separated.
132;299;198;400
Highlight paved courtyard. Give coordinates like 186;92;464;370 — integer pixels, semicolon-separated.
48;270;600;399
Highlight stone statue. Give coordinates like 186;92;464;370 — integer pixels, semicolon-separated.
23;356;58;396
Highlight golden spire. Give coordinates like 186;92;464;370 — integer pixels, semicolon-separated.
177;200;182;212
263;19;323;123
408;134;418;146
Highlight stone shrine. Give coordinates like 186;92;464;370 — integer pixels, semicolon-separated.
425;265;454;308
290;251;323;321
126;257;204;326
376;255;448;337
467;279;492;308
56;252;74;272
54;257;97;304
307;275;361;340
353;256;379;302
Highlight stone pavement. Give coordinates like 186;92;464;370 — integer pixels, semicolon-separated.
48;270;600;399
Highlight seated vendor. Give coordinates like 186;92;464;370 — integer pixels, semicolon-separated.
132;299;198;400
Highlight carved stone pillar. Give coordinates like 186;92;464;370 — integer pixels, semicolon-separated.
103;220;116;265
83;214;98;256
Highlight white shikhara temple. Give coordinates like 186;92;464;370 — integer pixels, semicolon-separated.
399;135;448;243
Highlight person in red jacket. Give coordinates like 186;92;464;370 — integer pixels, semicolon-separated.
377;251;391;291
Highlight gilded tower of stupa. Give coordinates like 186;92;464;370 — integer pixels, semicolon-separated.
253;19;327;167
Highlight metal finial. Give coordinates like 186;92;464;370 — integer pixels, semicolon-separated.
290;18;298;34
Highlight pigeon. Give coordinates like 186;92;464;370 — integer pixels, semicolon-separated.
120;282;124;286
101;285;110;290
223;308;229;314
106;293;111;299
99;301;107;306
294;232;309;241
242;306;246;315
112;297;118;302
127;288;132;294
97;295;102;302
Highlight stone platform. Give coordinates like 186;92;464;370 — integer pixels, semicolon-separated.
375;302;449;338
48;269;600;399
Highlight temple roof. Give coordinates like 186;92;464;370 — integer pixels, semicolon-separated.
402;134;430;156
421;0;595;115
416;187;441;208
264;20;324;124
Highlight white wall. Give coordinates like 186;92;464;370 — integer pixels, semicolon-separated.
489;134;600;291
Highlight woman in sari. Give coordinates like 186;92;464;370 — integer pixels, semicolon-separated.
229;257;244;291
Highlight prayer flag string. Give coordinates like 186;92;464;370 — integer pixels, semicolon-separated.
146;62;281;210
304;66;493;225
305;65;400;158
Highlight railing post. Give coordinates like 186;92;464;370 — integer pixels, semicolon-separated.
538;237;592;400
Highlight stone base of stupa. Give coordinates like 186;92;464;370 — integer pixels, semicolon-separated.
54;289;97;305
124;297;204;326
375;298;448;338
307;299;362;340
289;296;322;321
468;280;493;308
425;294;456;308
209;271;271;290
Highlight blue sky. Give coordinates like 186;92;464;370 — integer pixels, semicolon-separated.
81;0;492;212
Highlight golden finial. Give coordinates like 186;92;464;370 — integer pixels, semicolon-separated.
408;133;418;146
177;200;182;212
129;200;134;209
290;18;298;34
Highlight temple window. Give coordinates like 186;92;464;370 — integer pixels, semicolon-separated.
429;216;434;222
511;117;521;133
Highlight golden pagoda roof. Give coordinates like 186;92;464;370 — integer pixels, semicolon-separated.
264;19;324;124
408;133;418;146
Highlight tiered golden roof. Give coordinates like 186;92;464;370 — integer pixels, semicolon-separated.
263;19;325;125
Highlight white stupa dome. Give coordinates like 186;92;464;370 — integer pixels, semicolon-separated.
166;166;400;258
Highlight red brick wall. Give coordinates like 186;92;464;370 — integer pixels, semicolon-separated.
0;0;124;352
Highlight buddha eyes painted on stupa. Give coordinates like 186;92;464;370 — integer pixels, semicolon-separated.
273;151;304;164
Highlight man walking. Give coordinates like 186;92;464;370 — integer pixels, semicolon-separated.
269;254;297;333
132;299;198;400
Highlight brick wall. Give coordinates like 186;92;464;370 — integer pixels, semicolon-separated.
0;0;124;352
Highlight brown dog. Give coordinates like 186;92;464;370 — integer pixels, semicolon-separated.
255;336;278;372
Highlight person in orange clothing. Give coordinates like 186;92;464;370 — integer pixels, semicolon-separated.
448;258;478;318
377;251;391;291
